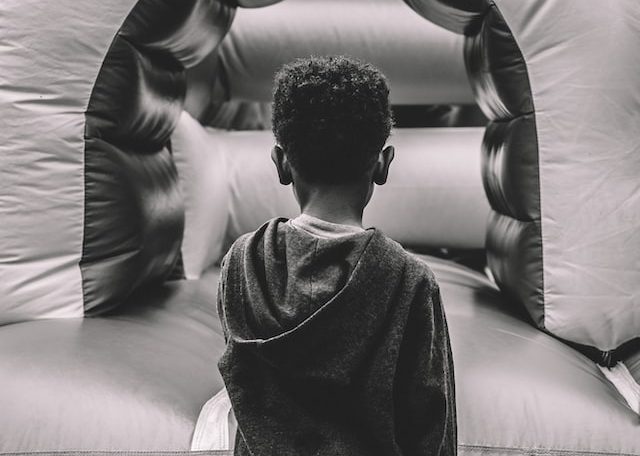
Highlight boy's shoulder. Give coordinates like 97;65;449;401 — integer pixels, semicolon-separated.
223;220;276;259
376;231;440;291
220;218;287;271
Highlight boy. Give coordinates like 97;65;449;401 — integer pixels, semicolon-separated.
217;56;456;456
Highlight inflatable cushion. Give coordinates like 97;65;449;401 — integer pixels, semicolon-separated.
172;111;230;279
0;269;225;453
423;255;640;456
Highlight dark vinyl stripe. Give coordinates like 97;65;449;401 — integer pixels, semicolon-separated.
119;0;235;69
481;115;540;221
401;0;545;328
81;0;234;315
473;3;545;329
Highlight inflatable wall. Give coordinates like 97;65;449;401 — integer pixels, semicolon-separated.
0;0;238;323
406;0;640;362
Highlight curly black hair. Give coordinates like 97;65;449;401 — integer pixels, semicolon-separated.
272;56;393;184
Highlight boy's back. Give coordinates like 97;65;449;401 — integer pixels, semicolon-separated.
218;217;455;455
216;56;456;455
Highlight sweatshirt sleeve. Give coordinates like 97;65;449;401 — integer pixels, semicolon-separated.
395;281;457;456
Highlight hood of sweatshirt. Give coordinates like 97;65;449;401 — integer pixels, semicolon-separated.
218;217;409;382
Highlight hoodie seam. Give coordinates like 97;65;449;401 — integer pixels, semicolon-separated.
309;238;319;315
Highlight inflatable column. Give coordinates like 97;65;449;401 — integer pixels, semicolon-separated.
405;0;640;383
0;0;234;323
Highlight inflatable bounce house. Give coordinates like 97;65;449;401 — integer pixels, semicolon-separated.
1;0;639;454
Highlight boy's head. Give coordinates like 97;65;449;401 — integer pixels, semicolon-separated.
271;56;393;187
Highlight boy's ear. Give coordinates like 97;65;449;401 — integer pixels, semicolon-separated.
373;145;395;185
271;145;293;185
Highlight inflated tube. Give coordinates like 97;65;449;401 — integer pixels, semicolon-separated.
217;0;475;105
219;128;489;254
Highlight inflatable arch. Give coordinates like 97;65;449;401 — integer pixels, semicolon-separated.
406;0;640;362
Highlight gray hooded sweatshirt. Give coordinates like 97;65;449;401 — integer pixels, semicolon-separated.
217;218;456;456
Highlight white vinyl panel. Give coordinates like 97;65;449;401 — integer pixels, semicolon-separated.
496;0;640;349
0;0;139;323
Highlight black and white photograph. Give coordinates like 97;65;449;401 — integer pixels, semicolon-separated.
0;0;639;455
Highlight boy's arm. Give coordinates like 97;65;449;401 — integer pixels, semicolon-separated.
395;283;457;456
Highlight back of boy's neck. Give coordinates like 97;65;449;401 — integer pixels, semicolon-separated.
298;190;365;228
301;207;363;228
